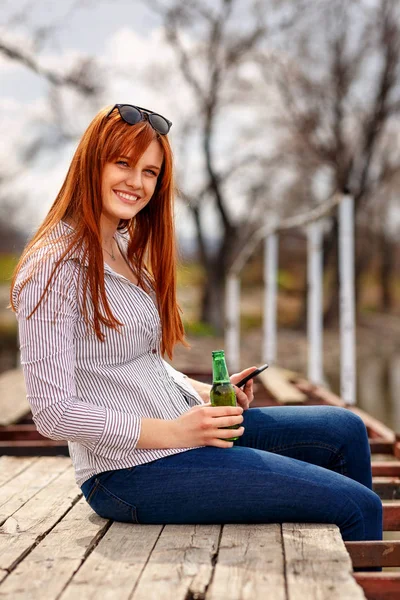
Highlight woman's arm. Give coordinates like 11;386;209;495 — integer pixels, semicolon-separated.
15;259;143;461
186;378;211;403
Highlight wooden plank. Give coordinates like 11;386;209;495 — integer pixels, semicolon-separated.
0;457;37;488
383;502;400;531
345;540;400;568
207;524;286;600
60;522;163;600
372;462;400;477
373;478;400;500
283;523;366;599
0;464;80;581
370;439;394;455
0;369;30;426
132;524;220;600
347;407;396;443
258;366;307;405
354;573;400;600
0;498;109;599
295;378;346;407
0;457;72;525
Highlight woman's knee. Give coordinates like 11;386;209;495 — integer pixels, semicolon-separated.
324;407;368;444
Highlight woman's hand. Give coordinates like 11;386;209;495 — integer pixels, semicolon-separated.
230;366;256;410
173;404;244;448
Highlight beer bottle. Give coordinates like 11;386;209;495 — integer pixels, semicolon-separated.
210;349;239;442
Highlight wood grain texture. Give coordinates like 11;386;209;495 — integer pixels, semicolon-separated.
0;465;80;576
131;524;220;600
206;524;286;600
283;523;366;600
0;457;71;525
60;521;163;600
258;367;307;405
207;524;286;600
0;457;37;489
0;499;108;599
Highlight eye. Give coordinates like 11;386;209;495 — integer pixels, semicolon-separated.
145;169;158;176
116;160;129;167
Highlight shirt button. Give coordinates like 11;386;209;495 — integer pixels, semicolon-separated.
152;348;157;354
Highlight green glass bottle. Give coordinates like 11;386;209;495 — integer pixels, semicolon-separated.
210;349;239;442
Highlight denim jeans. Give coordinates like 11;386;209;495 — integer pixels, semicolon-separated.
82;406;383;570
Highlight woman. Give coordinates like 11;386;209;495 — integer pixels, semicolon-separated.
10;104;382;562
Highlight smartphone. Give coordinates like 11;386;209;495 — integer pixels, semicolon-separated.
235;364;269;388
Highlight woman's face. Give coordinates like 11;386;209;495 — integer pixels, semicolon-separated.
101;139;164;226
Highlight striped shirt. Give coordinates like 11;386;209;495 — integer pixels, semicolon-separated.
13;221;204;487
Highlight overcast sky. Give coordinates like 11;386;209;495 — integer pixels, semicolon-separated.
0;0;212;244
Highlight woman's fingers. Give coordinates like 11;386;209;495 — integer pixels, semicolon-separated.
214;426;245;439
210;415;244;429
200;405;243;418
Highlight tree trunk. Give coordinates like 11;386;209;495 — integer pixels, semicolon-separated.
379;233;394;312
200;262;226;333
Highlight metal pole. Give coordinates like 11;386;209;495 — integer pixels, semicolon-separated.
307;220;324;384
338;193;356;405
225;274;240;372
263;229;278;365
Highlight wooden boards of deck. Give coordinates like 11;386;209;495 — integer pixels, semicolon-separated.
0;456;368;599
0;368;29;426
258;366;307;405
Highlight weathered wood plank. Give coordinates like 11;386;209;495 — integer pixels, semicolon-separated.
0;465;80;582
60;522;163;600
206;524;286;600
0;457;37;488
131;524;220;600
259;367;307;405
0;498;109;599
283;523;366;599
0;457;72;525
0;369;30;426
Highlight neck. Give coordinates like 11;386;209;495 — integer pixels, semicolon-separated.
100;214;119;246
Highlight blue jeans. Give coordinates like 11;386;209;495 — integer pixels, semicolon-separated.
82;406;382;570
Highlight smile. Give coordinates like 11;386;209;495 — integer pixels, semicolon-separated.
114;190;141;204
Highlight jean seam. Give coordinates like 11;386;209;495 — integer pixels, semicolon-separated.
98;482;139;524
86;479;100;504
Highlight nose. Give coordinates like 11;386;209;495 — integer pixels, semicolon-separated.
125;168;143;189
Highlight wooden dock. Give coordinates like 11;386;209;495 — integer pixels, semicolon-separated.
0;456;367;600
2;366;400;598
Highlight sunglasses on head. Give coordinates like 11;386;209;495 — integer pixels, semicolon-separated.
106;104;172;135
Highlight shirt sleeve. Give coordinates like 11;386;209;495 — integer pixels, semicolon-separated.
14;257;141;462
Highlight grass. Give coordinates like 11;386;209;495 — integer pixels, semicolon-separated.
0;254;19;284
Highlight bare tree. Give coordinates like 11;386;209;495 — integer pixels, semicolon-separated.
0;3;107;234
145;0;309;331
258;0;400;325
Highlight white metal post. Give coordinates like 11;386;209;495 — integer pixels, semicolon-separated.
263;230;278;365
307;221;324;385
225;274;240;372
338;193;356;405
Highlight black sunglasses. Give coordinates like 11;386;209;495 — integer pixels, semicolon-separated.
106;104;172;135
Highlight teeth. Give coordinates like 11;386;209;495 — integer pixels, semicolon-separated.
116;191;139;201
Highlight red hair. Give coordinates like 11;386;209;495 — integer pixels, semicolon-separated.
10;106;188;359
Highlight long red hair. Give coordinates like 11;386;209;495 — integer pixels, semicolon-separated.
10;105;188;359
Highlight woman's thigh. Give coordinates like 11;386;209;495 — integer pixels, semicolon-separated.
237;406;372;488
84;446;382;542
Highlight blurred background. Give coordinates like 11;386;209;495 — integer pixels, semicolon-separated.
1;0;399;428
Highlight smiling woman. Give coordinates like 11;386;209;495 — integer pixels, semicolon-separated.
7;105;383;559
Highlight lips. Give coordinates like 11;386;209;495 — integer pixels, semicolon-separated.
113;190;141;204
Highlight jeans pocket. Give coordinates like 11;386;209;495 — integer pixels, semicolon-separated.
88;482;139;524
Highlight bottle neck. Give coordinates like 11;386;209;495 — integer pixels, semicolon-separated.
212;354;230;384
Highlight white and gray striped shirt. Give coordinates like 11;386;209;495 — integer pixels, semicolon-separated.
13;221;203;487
